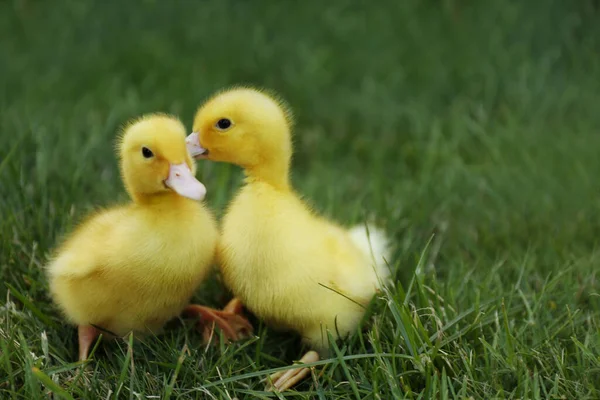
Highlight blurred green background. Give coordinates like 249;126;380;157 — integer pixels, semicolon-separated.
1;0;600;398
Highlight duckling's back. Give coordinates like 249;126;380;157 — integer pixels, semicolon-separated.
47;199;217;336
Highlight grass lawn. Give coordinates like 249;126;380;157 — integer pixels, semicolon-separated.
1;0;600;398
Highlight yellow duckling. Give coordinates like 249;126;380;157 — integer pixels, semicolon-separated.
46;114;251;361
186;88;391;390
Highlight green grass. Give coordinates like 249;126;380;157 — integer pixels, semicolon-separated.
2;0;600;398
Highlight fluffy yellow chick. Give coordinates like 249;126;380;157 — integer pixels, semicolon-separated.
46;114;251;361
186;88;391;390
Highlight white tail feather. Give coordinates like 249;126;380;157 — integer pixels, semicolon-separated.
348;223;392;288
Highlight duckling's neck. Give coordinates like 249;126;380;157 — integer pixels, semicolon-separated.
244;159;291;191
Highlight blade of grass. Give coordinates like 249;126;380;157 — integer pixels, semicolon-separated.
329;333;361;400
0;337;16;397
31;367;75;400
501;298;515;365
0;136;23;176
5;283;57;328
115;333;134;399
164;344;188;399
198;353;413;388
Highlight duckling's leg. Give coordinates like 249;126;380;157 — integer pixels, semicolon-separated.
183;298;252;343
265;351;320;391
78;325;100;361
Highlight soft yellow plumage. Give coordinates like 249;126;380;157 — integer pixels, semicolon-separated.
46;114;250;361
187;88;391;390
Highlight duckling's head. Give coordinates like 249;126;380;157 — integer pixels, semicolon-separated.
119;114;206;202
187;87;293;187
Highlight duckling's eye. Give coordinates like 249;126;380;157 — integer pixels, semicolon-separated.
215;118;232;131
142;147;154;158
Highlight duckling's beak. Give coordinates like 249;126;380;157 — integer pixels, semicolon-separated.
164;163;206;201
185;132;208;159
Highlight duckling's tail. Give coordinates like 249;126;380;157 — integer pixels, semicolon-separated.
348;223;392;288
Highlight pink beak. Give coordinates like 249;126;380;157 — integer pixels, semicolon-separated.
185;132;208;159
164;163;206;201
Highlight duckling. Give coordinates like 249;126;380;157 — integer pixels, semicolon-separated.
46;114;251;361
186;88;391;391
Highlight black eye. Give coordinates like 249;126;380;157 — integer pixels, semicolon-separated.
142;147;154;158
216;118;232;130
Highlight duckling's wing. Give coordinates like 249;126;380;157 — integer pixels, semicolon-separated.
318;222;391;305
47;208;127;278
47;251;101;279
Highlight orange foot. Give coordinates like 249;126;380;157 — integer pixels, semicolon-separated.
183;298;253;344
265;351;320;391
